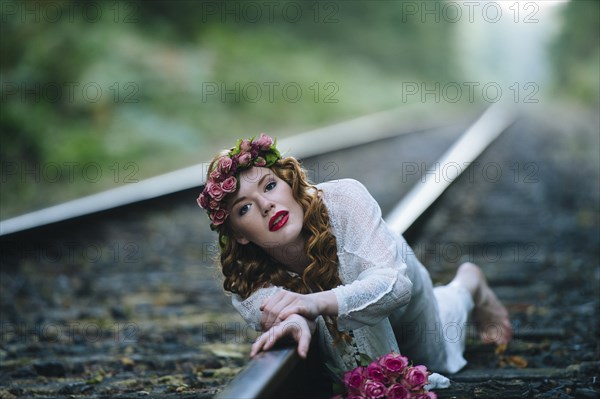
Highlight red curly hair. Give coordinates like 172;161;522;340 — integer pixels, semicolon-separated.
207;154;347;342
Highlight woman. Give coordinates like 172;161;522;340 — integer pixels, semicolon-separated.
197;133;512;375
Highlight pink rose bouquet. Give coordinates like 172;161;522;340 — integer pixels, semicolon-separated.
329;352;437;399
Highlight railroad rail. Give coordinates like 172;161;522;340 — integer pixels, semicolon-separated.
215;104;517;399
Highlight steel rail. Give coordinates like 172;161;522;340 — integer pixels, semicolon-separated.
213;346;300;399
0;104;470;236
214;103;517;399
386;103;518;233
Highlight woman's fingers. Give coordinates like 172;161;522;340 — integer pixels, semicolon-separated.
250;315;313;359
251;323;287;357
251;331;274;357
260;301;286;329
260;291;287;326
260;290;284;311
295;325;310;358
278;304;306;321
260;291;320;330
260;291;298;329
279;295;319;321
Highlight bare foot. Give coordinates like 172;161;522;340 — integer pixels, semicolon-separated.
451;263;513;345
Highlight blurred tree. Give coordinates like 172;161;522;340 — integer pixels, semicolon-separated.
135;0;457;80
550;0;600;104
0;0;460;217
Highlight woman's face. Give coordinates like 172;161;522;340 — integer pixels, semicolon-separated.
226;167;304;250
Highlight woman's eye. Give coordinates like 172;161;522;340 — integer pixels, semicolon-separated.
239;204;250;216
265;181;276;191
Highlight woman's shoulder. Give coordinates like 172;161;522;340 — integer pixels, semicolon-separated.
317;178;377;220
317;178;370;198
316;178;385;248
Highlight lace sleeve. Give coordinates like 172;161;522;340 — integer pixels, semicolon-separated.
324;179;413;331
231;286;281;331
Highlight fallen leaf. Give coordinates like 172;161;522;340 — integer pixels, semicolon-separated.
213;367;242;378
120;357;135;366
86;373;104;384
495;343;508;355
175;384;189;393
209;343;247;359
506;355;528;368
499;355;528;368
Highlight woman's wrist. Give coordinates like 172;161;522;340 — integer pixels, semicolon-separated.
309;291;339;317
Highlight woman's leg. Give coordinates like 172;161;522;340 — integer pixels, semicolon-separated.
449;262;512;345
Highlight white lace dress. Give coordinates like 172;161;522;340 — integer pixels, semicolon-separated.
232;179;473;374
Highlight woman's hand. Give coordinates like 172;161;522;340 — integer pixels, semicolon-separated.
250;314;316;359
260;290;327;330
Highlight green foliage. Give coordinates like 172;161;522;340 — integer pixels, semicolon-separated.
359;352;374;367
1;0;465;217
549;0;600;104
6;0;595;217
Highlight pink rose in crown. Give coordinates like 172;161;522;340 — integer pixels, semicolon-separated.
404;365;429;389
210;169;222;182
221;176;237;193
218;156;233;174
387;383;411;399
206;181;225;201
254;156;266;167
255;133;273;150
237;152;252;167
240;139;252;152
197;193;208;209
198;133;281;229
365;362;387;384
364;380;386;399
342;366;365;393
210;209;228;226
379;352;409;375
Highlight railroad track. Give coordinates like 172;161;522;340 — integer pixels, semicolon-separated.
0;103;481;397
1;104;598;399
215;104;517;399
217;105;600;398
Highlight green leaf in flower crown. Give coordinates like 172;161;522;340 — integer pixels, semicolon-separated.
230;139;243;156
271;139;281;156
265;151;278;166
271;146;281;159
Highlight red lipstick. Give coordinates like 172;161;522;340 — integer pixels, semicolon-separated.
269;211;289;232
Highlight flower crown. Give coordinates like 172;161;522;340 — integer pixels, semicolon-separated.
197;133;281;229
